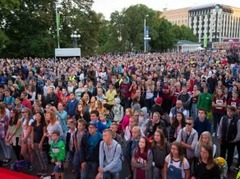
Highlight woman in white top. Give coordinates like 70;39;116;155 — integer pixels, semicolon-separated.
45;110;63;144
20;108;34;169
194;131;217;158
163;141;190;179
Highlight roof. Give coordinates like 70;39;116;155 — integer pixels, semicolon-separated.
189;3;219;10
176;40;201;45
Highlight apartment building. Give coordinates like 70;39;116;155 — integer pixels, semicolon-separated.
162;4;240;44
162;7;189;26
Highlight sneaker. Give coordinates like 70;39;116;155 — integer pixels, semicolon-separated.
37;171;43;176
29;165;33;172
41;171;47;176
3;159;11;166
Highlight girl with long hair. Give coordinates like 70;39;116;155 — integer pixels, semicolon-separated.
95;100;104;114
31;112;48;176
212;88;227;136
169;112;186;143
75;103;90;123
151;129;170;179
45;111;63;144
89;96;97;112
163;142;190;179
5;109;22;160
121;108;133;132
131;137;153;179
195;131;217;158
20;107;34;170
192;145;221;179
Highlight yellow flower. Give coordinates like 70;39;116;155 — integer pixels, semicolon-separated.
214;157;226;167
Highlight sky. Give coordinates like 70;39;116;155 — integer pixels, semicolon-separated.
92;0;240;20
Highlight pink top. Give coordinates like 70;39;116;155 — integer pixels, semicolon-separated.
121;115;130;131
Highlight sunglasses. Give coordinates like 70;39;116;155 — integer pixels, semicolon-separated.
186;122;192;126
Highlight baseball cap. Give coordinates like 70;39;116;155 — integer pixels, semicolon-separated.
88;122;98;128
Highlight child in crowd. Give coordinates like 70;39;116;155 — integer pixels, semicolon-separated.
65;120;76;170
99;112;111;129
73;119;87;179
110;122;122;143
50;130;66;179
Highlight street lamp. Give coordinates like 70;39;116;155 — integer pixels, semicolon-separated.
144;15;151;53
71;31;81;47
214;4;220;42
55;2;61;48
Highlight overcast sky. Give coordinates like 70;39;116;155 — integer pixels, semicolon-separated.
92;0;240;20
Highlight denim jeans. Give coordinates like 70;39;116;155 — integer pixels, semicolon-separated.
0;138;11;159
191;103;198;120
103;172;120;179
152;166;162;179
73;151;81;178
212;112;224;134
81;161;98;179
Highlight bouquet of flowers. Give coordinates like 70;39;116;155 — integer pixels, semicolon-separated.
214;157;227;178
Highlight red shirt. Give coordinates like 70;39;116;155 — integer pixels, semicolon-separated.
22;99;32;110
227;98;240;108
212;96;226;114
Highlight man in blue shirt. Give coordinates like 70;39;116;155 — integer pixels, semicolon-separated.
194;108;211;137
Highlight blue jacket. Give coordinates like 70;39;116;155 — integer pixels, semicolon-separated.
66;98;79;117
194;117;211;137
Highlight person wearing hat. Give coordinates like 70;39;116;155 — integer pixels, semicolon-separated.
217;105;240;171
151;97;164;116
80;121;102;179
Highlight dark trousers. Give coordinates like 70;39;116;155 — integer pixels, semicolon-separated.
212;112;224;134
220;142;236;169
237;141;240;165
12;137;21;160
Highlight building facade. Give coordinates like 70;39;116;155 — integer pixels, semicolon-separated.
188;4;240;44
162;4;240;45
162;7;189;26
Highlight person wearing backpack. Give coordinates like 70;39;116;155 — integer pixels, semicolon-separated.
96;129;123;179
112;98;124;123
163;141;190;179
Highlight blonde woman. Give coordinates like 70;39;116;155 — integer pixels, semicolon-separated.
194;131;217;158
45;111;63;144
20;108;34;170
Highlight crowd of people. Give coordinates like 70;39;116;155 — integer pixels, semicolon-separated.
0;51;239;179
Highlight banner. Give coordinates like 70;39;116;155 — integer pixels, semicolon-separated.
203;32;207;48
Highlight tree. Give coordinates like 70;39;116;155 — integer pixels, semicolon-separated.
172;24;198;42
0;0;19;53
151;18;177;52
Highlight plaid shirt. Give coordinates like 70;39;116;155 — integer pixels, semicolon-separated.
0;115;9;138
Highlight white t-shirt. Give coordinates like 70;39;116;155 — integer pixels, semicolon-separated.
165;154;190;178
21;117;34;126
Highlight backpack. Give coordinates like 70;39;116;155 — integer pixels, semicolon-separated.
113;105;122;116
11;160;31;171
102;142;124;162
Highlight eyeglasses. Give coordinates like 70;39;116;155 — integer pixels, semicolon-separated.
186;122;192;126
